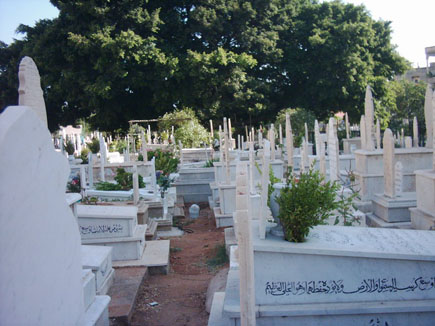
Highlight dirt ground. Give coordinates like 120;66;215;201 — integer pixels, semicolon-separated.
130;203;227;326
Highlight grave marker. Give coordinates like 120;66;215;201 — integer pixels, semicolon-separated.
424;85;433;148
364;85;375;150
394;161;403;197
383;129;395;198
413;116;419;147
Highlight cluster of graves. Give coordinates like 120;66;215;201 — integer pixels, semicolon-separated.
1;50;435;326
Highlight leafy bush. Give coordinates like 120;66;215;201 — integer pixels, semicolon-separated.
147;149;179;175
95;168;144;191
86;138;100;154
64;140;75;155
67;176;81;193
110;138;127;153
80;147;90;164
275;108;316;147
158;108;210;147
203;158;219;168
277;166;340;242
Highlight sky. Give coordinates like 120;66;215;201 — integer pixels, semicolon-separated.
0;0;434;68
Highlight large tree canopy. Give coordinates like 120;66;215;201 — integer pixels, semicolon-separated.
0;0;408;132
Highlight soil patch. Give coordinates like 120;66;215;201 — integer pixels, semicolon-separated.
130;203;227;326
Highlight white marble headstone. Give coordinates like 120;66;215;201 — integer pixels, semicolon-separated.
383;129;395;198
413;116;419;147
424;85;433;149
364;85;375;151
0;106;84;324
327;118;339;181
285;113;293;170
360;115;366;150
314;119;320;157
376;119;381;149
18;57;48;127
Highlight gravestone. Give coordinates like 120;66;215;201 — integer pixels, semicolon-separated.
285;113;293;170
364;86;375;151
345;112;350;139
0;106;85;324
18;56;48;126
360;115;366;150
376;119;381;150
424;85;433;148
327;118;339;181
413;116;419;147
405;136;413;149
314;119;321;157
383;129;395;198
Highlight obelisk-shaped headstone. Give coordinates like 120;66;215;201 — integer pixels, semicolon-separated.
18;57;48;127
328;118;339;181
228;118;233;150
383;129;395;198
259;140;270;240
223;118;230;184
364;86;375;150
249;141;255;194
133;164;139;205
360;115;367;150
314;120;321;156
345;112;350;139
210;120;214;139
376;119;381;150
319;143;326;178
413;116;419;147
424;85;433;148
270;124;276;161
285;113;294;170
304;123;309;143
88;152;94;188
279;124;283;145
141;132;148;162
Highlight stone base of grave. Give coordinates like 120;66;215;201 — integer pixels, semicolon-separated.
218;183;236;215
82;225;147;261
208;292;231;326
354;198;374;213
224;227;237;256
219;269;435;326
145;219;158;240
174;179;212;203
343;137;361;154
365;213;412;229
410;208;435;230
147;199;174;219
151;215;173;231
213;207;233;228
372;192;416;223
108;266;148;326
210;182;219;203
112;240;170;275
81;245;115;296
91;201;149;225
81;269;110;326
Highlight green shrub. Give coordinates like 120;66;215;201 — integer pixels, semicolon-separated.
87;138;100;154
64;140;75;155
277;166;340;242
275;108;316;147
80;148;90;164
158;108;210;147
95;168;144;191
147;149;179;175
110;138;127;153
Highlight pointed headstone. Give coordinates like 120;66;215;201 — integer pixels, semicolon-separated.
270;124;276;161
210;120;214;139
18;57;48;126
405;136;412;149
360;115;366;150
383;129;395;198
314;120;321;156
88;152;94;188
328;118;339;181
249;142;255;194
133;164;139;205
279;124;283;145
364;85;375;150
424;85;433;148
285;113;294;170
259;140;270;240
376;119;381;149
345;112;350;139
413;116;419;147
304;123;309;143
223;118;230;184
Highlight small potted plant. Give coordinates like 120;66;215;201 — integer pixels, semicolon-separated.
276;165;340;242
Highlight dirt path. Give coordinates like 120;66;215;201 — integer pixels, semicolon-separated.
130;203;227;326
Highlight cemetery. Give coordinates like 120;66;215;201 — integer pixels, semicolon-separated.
1;2;435;325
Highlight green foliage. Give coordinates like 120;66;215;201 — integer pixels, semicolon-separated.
110;138;127;153
275;108;316;147
95;168;144;191
86;138;100;154
67;176;81;193
334;186;360;226
147;149;179;175
203;158;219;168
159;108;210;147
0;0;408;131
64;140;75;155
277;166;340;242
80;147;90;164
157;174;173;198
268;166;280;207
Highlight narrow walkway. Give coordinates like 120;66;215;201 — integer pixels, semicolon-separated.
130;203;227;326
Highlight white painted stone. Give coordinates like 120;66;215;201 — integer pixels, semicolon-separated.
405;136;413;149
360;115;366;150
259;140;270;240
383;129;395;198
270;124;276;161
314;120;320;157
81;245;114;295
394;161;403;196
82;269;96;311
345;112;350;139
413;116;419;147
0;106;84;324
327;118;339;181
424;85;433;148
234;162;256;326
364;85;375;151
18;57;47;126
375;119;381;149
77;205;138;239
285;113;293;170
